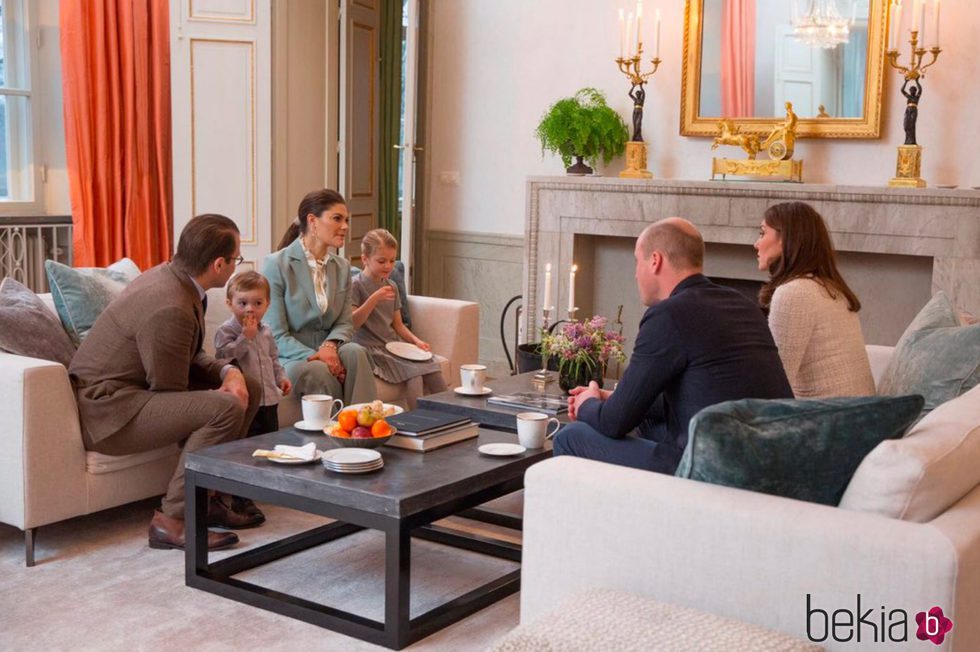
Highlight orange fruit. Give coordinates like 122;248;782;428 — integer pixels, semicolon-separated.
371;420;392;438
329;424;351;438
337;409;358;432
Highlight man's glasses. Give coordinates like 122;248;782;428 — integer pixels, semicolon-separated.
228;255;245;265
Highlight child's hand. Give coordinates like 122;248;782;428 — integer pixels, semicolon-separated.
373;285;397;303
279;378;292;396
242;315;259;340
414;340;431;352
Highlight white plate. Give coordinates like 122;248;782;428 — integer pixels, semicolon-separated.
324;461;384;474
267;450;324;465
294;420;329;432
478;443;527;457
346;402;405;417
454;386;493;396
321;448;382;464
386;341;434;361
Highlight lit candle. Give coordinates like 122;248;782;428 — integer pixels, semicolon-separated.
543;263;552;310
636;0;642;54
655;8;662;59
891;1;903;49
626;12;633;58
619;9;625;59
919;0;926;43
568;264;577;313
933;0;940;48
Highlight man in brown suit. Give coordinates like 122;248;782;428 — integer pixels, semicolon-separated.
70;214;263;550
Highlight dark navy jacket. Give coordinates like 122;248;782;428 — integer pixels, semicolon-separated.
577;274;793;471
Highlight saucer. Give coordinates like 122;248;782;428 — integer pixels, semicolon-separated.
294;420;329;431
386;341;434;361
454;386;493;396
478;443;526;457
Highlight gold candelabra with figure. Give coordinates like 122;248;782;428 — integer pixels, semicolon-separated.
886;28;942;188
615;2;662;179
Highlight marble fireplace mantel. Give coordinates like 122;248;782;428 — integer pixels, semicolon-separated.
522;176;980;345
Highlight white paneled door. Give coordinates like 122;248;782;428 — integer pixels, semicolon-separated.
170;0;272;270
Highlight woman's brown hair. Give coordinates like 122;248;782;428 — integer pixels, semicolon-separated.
275;189;347;250
758;201;861;312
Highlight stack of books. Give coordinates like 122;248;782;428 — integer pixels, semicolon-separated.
486;392;568;415
384;409;479;452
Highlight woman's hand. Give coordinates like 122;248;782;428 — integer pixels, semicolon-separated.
307;344;347;383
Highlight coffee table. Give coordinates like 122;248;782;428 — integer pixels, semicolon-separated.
184;428;551;649
417;371;574;432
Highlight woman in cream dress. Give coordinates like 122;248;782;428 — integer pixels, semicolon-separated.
754;202;875;398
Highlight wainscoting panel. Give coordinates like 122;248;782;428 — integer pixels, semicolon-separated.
424;231;524;377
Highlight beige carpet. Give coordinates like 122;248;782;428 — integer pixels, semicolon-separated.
0;495;525;651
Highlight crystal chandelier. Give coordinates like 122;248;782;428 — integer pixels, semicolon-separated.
792;0;852;49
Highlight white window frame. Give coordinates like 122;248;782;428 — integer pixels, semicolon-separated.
0;0;42;214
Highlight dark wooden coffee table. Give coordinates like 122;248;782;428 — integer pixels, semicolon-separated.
184;427;551;649
417;371;574;432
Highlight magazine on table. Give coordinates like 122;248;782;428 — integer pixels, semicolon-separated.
385;409;472;437
486;392;568;415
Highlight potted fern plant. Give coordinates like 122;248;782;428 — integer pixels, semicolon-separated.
535;87;629;175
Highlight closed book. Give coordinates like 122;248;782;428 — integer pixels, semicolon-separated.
386;409;472;437
385;423;480;452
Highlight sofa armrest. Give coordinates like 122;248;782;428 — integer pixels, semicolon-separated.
522;457;967;646
406;295;479;386
0;353;88;530
866;344;895;392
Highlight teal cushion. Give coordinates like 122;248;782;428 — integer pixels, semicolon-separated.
675;395;925;506
44;258;141;346
350;260;412;328
878;292;980;414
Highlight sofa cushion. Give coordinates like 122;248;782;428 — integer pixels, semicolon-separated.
676;395;925;506
488;588;821;652
350;261;412;328
86;444;181;475
878;292;980;414
839;383;980;522
45;258;141;346
0;278;77;366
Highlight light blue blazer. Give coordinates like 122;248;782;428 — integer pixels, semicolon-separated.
262;238;354;363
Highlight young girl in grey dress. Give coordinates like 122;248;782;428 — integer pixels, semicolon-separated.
351;229;448;408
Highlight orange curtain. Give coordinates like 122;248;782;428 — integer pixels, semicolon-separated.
60;1;172;269
721;0;756;118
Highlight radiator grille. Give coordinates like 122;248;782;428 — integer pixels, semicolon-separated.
0;222;72;293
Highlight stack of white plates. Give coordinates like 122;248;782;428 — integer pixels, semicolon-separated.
321;448;384;474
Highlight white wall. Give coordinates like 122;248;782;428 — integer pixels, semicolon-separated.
34;0;70;215
426;0;980;237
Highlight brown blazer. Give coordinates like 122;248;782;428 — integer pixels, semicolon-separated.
69;263;230;445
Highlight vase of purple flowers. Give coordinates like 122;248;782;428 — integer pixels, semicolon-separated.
540;316;626;395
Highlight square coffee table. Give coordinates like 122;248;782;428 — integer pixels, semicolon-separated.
184;427;551;649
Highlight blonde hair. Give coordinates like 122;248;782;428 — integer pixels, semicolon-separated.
226;270;271;300
360;228;398;258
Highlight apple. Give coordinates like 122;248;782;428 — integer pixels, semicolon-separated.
352;426;373;439
357;405;378;427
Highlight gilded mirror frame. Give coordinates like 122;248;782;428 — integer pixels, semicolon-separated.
680;0;889;138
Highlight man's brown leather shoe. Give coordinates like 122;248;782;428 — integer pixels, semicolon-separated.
208;494;265;529
148;511;238;551
231;496;266;521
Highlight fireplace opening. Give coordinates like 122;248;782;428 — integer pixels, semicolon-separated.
710;277;764;305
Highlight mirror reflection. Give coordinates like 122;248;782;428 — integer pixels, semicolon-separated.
698;0;870;119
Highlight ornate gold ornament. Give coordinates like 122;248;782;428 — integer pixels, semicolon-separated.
711;103;803;182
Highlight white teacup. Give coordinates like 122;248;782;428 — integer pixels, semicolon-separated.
516;412;561;449
301;394;344;428
460;364;487;393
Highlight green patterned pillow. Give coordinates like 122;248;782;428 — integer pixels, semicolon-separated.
878;292;980;414
45;258;141;346
676;395;925;506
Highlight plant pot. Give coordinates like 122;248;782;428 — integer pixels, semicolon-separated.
566;156;593;176
558;361;603;394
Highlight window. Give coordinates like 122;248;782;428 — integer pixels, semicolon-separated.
0;0;35;202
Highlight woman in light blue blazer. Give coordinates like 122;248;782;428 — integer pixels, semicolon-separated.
262;189;376;406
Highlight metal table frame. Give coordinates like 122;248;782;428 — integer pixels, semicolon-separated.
185;469;524;650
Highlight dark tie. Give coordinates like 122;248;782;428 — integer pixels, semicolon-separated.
202;295;208;315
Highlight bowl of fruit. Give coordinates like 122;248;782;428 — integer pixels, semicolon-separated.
325;400;396;448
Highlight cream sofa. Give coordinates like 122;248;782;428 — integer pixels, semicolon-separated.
520;345;980;651
0;290;478;566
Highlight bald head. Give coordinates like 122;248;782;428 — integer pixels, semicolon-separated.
638;218;704;271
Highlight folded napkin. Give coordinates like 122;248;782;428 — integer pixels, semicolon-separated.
274;442;317;461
